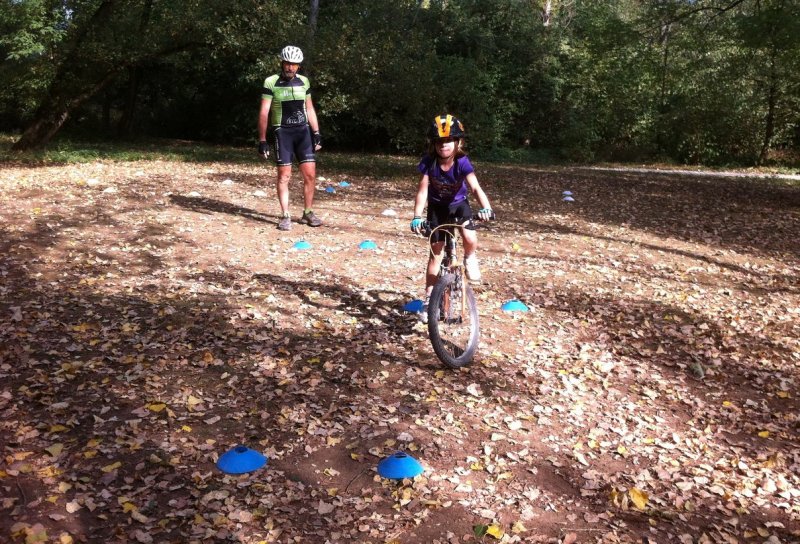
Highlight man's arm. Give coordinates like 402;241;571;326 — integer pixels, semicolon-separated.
258;97;271;141
305;96;322;151
305;96;319;133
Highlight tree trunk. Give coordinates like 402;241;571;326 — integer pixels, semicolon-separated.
118;0;153;137
12;108;71;151
117;67;142;137
306;0;319;72
309;0;319;37
11;73;117;151
757;45;778;166
103;90;112;132
542;0;553;27
655;22;671;153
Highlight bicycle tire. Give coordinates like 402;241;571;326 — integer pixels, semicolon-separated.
427;272;480;368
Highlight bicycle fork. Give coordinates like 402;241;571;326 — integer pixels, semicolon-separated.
442;235;468;323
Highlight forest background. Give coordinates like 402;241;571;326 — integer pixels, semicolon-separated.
1;0;799;167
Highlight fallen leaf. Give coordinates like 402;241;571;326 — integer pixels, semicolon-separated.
486;524;505;539
101;461;121;473
629;487;649;510
65;501;81;513
45;443;64;457
132;530;153;543
466;383;482;397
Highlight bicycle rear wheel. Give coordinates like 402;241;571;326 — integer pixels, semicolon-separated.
427;272;479;368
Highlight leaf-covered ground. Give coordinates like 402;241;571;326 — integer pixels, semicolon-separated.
1;153;799;544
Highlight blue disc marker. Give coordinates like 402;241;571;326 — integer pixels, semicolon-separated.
501;299;530;312
217;446;268;474
377;452;424;479
294;240;312;250
403;299;425;313
359;240;377;250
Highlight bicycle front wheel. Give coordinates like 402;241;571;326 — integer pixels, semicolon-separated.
427;272;480;368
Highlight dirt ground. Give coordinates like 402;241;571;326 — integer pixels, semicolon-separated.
1;153;799;544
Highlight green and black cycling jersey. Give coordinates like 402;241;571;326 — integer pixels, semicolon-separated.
261;74;311;128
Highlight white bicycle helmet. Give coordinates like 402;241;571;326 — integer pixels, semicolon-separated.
279;45;304;63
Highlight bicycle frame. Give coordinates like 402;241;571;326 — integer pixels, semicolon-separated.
426;222;469;320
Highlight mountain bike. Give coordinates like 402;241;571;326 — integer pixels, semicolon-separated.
420;215;494;368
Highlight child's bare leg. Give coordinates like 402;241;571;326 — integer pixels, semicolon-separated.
461;227;481;281
462;227;478;257
425;241;445;298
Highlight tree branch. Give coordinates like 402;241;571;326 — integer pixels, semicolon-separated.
654;0;749;30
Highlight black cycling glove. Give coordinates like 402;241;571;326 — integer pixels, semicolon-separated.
312;131;322;149
258;140;269;159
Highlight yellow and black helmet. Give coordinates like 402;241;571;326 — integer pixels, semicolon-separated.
427;114;466;141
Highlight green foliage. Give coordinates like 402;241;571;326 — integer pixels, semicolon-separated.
2;0;798;165
0;0;65;125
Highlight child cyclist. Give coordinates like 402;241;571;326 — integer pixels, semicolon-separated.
411;114;493;319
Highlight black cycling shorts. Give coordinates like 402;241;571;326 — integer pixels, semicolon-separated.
272;125;316;166
426;199;476;243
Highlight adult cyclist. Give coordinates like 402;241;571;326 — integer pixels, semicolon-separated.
258;45;323;230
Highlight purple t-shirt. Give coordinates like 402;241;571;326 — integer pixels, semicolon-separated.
418;155;474;205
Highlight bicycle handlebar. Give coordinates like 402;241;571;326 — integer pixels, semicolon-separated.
420;212;496;237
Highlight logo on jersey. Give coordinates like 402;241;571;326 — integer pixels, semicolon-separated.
286;111;307;125
430;176;458;199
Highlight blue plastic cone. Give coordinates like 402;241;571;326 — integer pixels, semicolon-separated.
562;196;575;202
562;190;573;196
293;240;312;250
325;186;336;193
377;452;424;479
359;240;377;250
501;299;530;313
217;446;268;474
339;181;351;187
403;299;425;313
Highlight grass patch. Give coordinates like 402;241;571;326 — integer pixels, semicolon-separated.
0;134;256;165
0;133;422;179
478;146;561;165
318;152;416;178
2;134;796;184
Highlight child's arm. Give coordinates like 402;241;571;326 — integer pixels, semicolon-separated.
466;173;492;215
411;175;429;232
413;175;429;216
